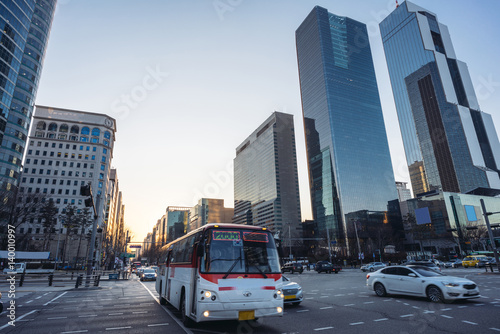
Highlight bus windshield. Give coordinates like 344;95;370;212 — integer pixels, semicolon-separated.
201;229;280;274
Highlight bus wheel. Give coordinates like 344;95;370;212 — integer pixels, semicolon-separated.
180;293;193;327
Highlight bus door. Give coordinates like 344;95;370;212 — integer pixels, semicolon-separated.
166;250;172;301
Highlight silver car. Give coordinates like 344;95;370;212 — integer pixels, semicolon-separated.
361;262;386;272
281;275;303;306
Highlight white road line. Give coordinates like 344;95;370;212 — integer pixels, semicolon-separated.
314;327;334;331
44;292;68;306
374;318;388;322
320;306;333;310
441;308;452;311
35;296;42;299
475;304;485;306
462;321;478;325
412;306;420;309
105;327;132;331
148;323;169;327
403;303;409;305
400;314;414;318
138;279;193;334
297;310;309;313
334;294;345;296
0;309;38;330
350;322;364;326
458;306;468;308
26;300;33;304
43;293;49;296
344;304;355;307
305;297;314;299
363;302;374;304
441;315;453;319
491;301;499;304
61;331;88;334
47;317;68;320
424;311;435;314
133;311;148;314
100;299;113;301
109;313;123;315
490;328;500;332
383;299;392;302
79;315;97;318
82;299;93;302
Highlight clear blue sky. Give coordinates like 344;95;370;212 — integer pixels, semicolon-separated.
36;0;500;241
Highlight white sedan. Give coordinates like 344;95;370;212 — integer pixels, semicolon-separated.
366;265;480;303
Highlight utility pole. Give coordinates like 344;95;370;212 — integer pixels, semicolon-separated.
81;183;100;287
354;220;362;265
480;199;500;273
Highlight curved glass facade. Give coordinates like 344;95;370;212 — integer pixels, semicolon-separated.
0;0;56;204
380;2;496;195
296;6;401;255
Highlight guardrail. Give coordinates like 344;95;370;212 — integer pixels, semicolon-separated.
0;270;131;289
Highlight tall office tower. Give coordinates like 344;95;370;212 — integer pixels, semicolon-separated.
164;206;190;242
17;105;116;264
296;6;401;255
233;111;301;252
0;1;57;216
380;1;500;196
189;198;234;232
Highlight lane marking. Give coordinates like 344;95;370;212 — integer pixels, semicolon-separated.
490;328;500;332
35;296;42;299
350;322;364;326
320;306;333;310
363;302;374;304
44;291;68;306
441;315;453;319
148;323;169;327
374;318;388;322
462;321;478;325
109;313;123;316
61;331;88;334
26;300;33;304
138;279;193;334
320;296;329;298
0;309;38;330
458;306;468;308
133;311;148;314
79;315;97;318
412;306;420;309
48;316;68;320
400;314;414;318
297;310;309;313
100;299;112;301
441;308;452;311
344;304;355;307
105;327;132;331
314;327;334;331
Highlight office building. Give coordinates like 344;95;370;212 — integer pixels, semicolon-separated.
0;0;57;216
296;6;402;256
233;111;301;252
189;198;233;232
380;1;500;196
164;206;190;242
16;105;117;265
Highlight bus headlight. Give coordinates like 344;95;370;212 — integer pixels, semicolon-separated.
277;307;283;313
275;289;284;299
203;311;210;317
204;291;212;298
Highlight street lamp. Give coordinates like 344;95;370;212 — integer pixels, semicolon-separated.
480;199;500;273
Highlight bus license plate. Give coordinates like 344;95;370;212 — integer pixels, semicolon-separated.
284;295;296;300
239;311;255;321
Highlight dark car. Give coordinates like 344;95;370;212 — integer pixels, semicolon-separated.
140;268;157;281
315;261;340;274
282;262;304;274
406;261;441;272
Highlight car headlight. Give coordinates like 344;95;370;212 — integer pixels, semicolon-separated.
442;282;459;287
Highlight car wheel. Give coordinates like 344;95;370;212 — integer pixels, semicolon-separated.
369;268;374;272
427;285;444;303
374;283;387;297
180;293;193;327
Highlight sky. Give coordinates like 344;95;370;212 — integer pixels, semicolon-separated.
35;0;500;242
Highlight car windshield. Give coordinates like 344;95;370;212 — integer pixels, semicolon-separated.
411;267;444;277
143;269;155;273
201;229;281;274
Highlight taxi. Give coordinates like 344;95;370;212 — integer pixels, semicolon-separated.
462;255;487;268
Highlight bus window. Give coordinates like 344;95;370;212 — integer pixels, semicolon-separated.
201;229;280;274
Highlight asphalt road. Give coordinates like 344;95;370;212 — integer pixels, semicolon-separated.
1;267;499;333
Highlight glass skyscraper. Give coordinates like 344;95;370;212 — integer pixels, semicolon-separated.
0;0;57;214
233;112;301;253
296;6;401;256
380;1;500;196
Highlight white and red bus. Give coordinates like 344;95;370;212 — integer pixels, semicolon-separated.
155;223;283;325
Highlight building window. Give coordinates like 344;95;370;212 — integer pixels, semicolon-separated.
36;121;46;130
60;124;68;133
70;125;79;134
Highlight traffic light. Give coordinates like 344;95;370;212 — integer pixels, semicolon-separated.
84;197;93;208
80;184;91;196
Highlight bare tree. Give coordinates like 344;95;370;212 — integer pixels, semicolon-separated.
41;199;59;251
